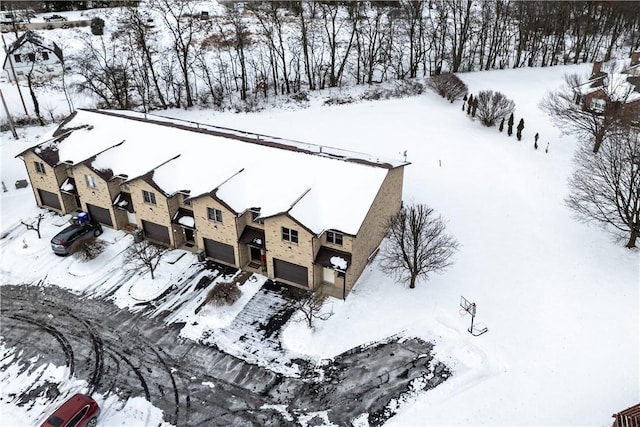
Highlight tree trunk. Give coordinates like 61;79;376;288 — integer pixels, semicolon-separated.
409;274;416;289
626;229;638;249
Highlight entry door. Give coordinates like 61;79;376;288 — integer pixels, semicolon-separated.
323;267;336;284
250;246;261;261
184;228;195;243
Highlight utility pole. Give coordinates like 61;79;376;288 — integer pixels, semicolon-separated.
2;33;30;116
0;88;19;139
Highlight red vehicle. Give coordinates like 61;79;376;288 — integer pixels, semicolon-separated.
42;394;100;427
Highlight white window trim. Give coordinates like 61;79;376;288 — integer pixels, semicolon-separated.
282;227;299;244
208;207;223;223
143;190;156;205
85;174;97;189
34;161;45;174
326;231;343;246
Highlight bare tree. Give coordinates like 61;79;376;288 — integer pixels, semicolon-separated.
475;90;515;127
567;128;640;248
540;68;635;153
289;292;332;329
380;203;459;289
21;213;44;238
426;72;468;102
124;240;165;279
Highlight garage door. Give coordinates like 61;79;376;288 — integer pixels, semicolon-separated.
273;259;308;286
38;189;61;210
142;220;170;245
86;203;112;226
203;238;235;265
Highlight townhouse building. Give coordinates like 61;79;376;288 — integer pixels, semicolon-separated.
18;109;409;298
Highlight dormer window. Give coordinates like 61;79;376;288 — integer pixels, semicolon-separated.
326;231;343;246
183;194;192;206
250;208;263;224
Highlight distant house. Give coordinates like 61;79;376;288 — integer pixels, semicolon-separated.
17;110;409;299
612;403;640;427
2;31;63;82
574;51;640;125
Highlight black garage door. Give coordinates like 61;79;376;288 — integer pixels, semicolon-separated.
86;203;113;226
38;189;61;210
273;259;308;286
203;238;235;265
142;220;170;245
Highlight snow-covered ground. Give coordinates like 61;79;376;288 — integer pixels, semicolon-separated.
1;63;638;426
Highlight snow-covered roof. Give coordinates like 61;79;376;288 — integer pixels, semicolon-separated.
25;109;407;235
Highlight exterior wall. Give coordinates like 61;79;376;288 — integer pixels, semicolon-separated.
5;44;63;82
583;90;607;113
73;164;120;228
319;231;354;253
110;178;130;229
622;99;640;124
22;151;71;213
348;167;405;293
264;215;315;290
192;195;240;266
167;194;184;247
237;210;266;267
128;179;176;247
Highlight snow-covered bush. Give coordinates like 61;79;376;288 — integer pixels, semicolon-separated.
361;80;425;101
426;73;468;102
72;239;106;261
206;281;241;306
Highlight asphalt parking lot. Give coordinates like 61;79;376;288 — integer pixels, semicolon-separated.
1;284;449;425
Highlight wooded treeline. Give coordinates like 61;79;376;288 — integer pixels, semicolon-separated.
71;0;640;111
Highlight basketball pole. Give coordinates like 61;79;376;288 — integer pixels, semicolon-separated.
468;303;476;334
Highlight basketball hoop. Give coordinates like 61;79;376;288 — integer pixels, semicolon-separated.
459;296;488;336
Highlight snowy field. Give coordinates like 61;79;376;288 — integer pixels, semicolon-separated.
1;62;638;426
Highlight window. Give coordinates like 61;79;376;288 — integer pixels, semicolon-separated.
250;208;263;224
143;190;156;205
590;98;606;112
282;227;298;244
27;53;35;62
326;231;343;246
42;51;49;61
207;207;222;222
85;174;97;188
13;54;21;63
183;194;191;206
34;161;45;174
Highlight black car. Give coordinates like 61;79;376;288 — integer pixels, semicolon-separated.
51;221;102;256
44;14;67;22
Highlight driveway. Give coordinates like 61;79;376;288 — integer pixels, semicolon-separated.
0;284;449;425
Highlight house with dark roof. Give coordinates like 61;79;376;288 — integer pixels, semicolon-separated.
2;31;64;82
574;51;640;125
17;109;409;298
